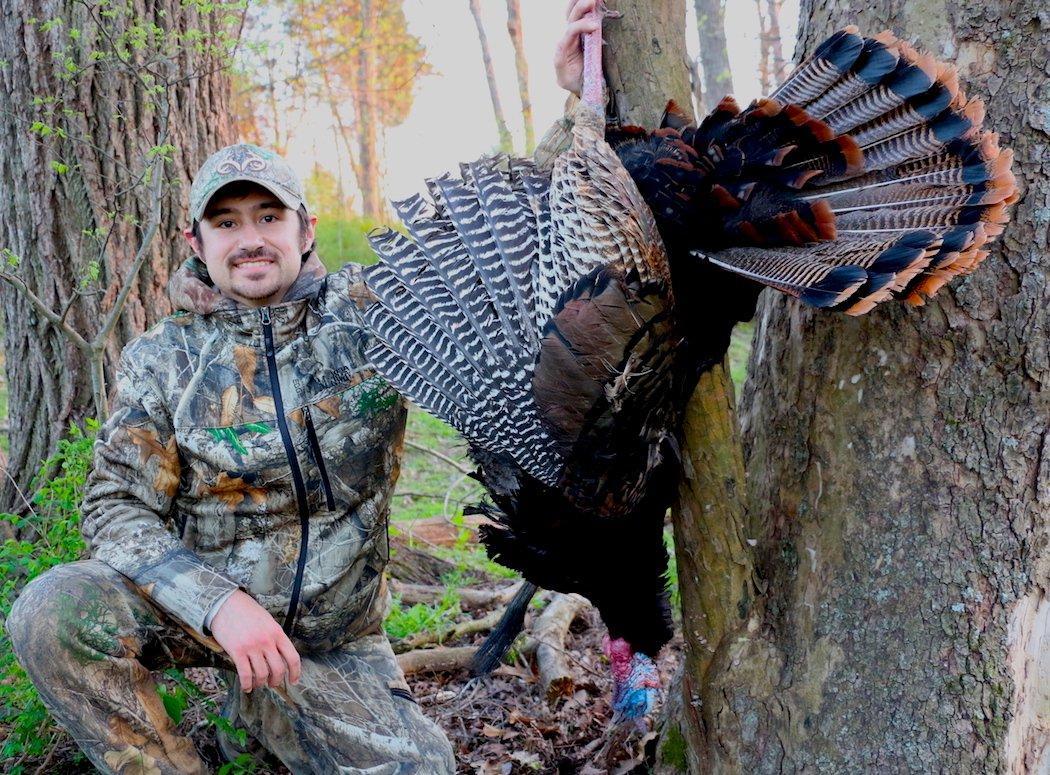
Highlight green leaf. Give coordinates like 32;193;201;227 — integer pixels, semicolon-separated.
2;248;21;267
50;160;69;175
157;684;186;725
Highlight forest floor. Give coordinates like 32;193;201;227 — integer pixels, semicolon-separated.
1;324;751;773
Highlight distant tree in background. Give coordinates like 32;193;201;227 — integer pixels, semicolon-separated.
302;163;379;269
755;0;787;93
0;0;244;513
467;0;514;154
291;0;427;220
305;164;353;222
230;3;310;155
692;0;734;113
505;0;536;154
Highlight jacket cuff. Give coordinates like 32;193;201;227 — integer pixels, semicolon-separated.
131;547;241;635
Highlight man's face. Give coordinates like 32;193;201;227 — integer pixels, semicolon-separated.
184;183;316;308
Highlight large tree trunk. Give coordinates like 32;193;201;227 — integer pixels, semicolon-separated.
0;0;238;511
690;2;1049;771
505;0;536;154
693;0;735;113
467;0;514;154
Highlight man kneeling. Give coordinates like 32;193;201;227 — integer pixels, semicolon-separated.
7;145;455;774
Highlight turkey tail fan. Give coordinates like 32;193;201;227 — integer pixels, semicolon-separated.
469;580;538;676
612;27;1018;316
710;27;1017;314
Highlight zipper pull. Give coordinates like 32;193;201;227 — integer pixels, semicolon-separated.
260;306;271;325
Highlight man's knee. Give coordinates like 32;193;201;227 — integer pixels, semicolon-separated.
7;560;142;678
418;728;455;774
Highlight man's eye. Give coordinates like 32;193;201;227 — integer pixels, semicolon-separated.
218;220;235;228
261;214;278;223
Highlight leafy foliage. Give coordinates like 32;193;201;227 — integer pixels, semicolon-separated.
314;216;383;271
0;422;95;769
384;586;462;641
293;0;428;128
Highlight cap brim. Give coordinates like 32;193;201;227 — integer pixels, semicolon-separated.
192;175;303;222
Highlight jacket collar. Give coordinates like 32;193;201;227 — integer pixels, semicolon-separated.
174;256;327;343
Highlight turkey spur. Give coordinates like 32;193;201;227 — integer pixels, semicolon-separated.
360;22;1017;726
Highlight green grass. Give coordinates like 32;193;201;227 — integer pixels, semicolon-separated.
391;409;482;524
384;586;462;641
728;321;754;394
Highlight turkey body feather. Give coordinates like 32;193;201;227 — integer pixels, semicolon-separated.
361;26;1017;676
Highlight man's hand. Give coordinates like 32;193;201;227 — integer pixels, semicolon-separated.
210;590;302;692
555;0;602;95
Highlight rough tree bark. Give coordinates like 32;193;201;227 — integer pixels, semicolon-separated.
693;0;735;113
0;0;239;512
505;0;536;154
604;0;693;129
694;2;1049;771
467;0;514;154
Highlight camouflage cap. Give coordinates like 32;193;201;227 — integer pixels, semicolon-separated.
189;143;309;223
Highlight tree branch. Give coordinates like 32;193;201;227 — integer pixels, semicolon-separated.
404;438;474;475
0;271;91;352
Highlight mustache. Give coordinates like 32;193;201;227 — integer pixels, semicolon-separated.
229;247;280;265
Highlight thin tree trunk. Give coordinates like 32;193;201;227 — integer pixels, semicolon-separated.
695;1;1050;771
467;0;514;154
755;0;772;95
505;0;536;154
603;0;693;129
764;0;786;87
0;0;238;511
354;0;384;220
600;4;758;773
693;0;735;112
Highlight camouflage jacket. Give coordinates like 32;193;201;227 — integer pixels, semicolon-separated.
81;259;407;652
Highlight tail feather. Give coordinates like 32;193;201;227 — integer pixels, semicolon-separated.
470;581;539;676
685;26;1018;314
392;192;507;366
706;249;867;307
364;164;570;486
771;26;865;105
431;175;527;351
469;159;539;339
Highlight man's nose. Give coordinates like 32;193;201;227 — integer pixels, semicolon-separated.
237;223;265;252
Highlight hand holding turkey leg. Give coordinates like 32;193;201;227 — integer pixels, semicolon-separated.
555;0;607;96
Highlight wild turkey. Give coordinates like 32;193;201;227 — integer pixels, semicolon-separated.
361;14;1017;745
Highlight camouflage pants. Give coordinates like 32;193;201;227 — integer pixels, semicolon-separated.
6;560;455;774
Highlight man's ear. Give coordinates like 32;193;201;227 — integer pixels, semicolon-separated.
182;227;202;258
303;214;318;252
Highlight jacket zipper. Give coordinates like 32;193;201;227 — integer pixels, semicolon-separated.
260;306;311;635
303;408;336;510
